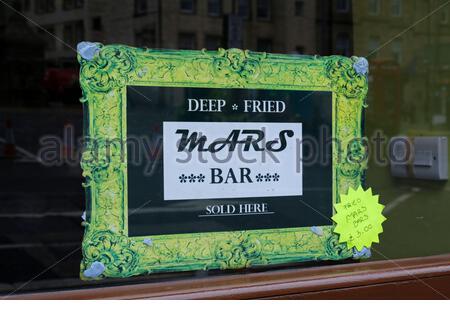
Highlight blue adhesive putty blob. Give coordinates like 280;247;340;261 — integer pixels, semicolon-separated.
83;261;105;278
77;41;100;60
353;57;369;75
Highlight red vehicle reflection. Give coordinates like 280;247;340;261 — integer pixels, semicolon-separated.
42;66;80;103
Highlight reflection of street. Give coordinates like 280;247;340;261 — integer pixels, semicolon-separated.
367;164;450;260
0;137;43;163
0;109;84;287
0;108;82;154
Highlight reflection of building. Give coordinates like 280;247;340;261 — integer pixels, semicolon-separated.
0;0;342;106
3;0;323;62
104;0;318;54
0;2;46;106
1;0;449;121
1;0;109;62
353;0;450;133
1;0;361;63
316;0;354;56
155;0;317;53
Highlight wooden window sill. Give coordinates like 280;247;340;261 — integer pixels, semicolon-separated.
10;254;450;299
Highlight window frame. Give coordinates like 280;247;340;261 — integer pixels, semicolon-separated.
9;254;450;299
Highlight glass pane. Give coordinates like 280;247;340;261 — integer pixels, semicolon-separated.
0;0;449;295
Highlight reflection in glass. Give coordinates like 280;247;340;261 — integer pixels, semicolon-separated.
0;0;449;295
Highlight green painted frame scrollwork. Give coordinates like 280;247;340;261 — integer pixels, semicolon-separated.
78;43;368;280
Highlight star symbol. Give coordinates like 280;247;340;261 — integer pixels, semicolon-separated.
232;104;238;111
333;186;386;251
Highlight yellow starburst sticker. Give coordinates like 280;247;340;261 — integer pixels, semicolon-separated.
332;186;386;251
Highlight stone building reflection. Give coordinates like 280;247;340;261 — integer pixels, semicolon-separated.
352;0;450;135
0;0;448;132
0;0;358;106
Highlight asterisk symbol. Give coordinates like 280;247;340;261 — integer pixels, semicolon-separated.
179;174;187;183
197;174;205;182
272;173;280;181
264;173;271;182
255;173;263;182
232;104;238;110
188;174;196;183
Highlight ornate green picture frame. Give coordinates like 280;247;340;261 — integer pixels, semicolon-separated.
77;42;368;280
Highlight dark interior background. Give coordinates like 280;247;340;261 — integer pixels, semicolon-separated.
0;0;449;295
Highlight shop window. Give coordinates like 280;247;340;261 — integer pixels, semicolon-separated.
1;0;450;300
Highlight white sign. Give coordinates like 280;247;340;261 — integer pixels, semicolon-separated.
163;122;302;200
